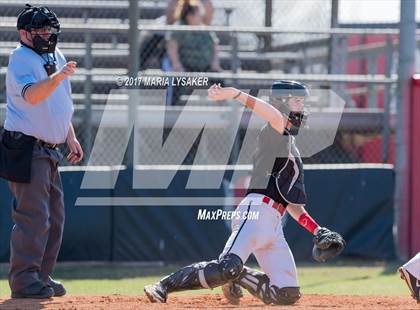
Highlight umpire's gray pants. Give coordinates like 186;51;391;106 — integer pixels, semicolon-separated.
8;144;64;292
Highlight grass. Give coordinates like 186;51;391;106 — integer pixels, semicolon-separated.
0;260;409;297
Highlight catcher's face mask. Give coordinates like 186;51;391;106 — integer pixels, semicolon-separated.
269;80;310;135
270;94;309;136
285;96;308;134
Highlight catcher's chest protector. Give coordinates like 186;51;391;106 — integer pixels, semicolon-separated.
247;124;307;205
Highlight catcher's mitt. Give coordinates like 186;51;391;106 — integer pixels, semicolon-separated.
312;227;346;262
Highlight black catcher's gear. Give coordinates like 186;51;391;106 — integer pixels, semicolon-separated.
144;253;243;303
247;123;307;205
232;266;301;305
399;267;420;303
222;281;243;305
144;283;168;303
270;80;310;135
271;286;302;305
202;253;244;288
312;227;346;262
17;4;60;54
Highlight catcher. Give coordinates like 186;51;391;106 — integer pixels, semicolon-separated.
144;81;346;305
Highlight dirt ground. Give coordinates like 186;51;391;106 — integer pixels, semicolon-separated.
0;294;418;310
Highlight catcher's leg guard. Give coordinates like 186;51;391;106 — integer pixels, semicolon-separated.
234;266;301;305
270;286;301;305
234;266;272;304
160;253;243;293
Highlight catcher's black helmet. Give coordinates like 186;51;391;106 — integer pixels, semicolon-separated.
270;80;310;135
271;80;310;99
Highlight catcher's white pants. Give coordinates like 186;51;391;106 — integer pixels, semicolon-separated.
403;252;420;279
220;193;298;288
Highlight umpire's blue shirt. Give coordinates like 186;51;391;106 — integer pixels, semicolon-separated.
5;44;74;144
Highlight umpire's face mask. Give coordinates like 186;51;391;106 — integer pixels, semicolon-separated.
29;27;59;54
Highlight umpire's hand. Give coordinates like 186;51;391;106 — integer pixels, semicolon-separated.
57;61;77;80
66;137;84;164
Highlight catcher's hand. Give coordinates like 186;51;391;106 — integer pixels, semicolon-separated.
312;227;346;262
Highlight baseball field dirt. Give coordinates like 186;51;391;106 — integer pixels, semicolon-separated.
0;294;418;310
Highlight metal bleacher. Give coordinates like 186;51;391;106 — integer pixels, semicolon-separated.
0;0;406;166
0;1;159;106
0;0;400;140
0;0;290;108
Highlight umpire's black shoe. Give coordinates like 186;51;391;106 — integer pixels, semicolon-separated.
144;283;168;303
46;278;66;297
11;281;54;299
399;267;420;303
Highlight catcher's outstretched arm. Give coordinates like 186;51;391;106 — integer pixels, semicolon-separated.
232;90;286;134
207;84;286;134
286;204;321;235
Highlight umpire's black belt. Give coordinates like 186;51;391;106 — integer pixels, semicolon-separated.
35;139;57;149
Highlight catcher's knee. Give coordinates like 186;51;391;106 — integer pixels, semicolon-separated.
219;253;243;281
201;253;243;288
271;286;301;305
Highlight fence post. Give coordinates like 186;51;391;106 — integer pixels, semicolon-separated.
0;68;4;121
83;9;92;163
126;0;140;168
264;0;272;50
229;31;241;162
410;76;420;255
395;0;416;260
328;0;339;74
226;9;241;162
230;36;239;79
367;53;377;108
333;35;350;107
382;34;393;163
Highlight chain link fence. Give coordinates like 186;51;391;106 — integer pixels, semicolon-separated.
0;0;403;166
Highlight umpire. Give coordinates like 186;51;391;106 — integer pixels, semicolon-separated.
0;4;83;298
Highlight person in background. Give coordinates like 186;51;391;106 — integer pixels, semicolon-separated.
166;0;221;105
166;0;213;25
